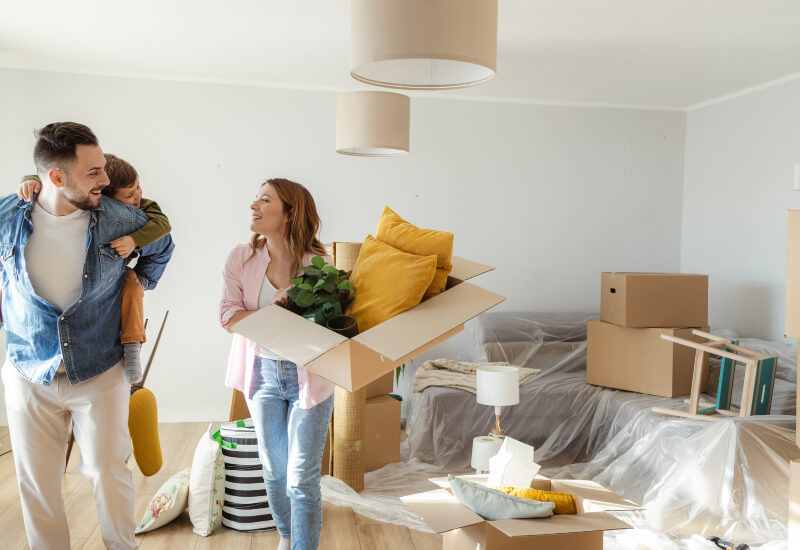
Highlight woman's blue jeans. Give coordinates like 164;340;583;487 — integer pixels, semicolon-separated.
246;358;334;550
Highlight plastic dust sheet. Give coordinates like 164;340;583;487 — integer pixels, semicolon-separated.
321;312;798;548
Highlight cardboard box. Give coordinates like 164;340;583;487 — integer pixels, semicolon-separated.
790;459;800;548
232;256;505;392
364;395;401;472
402;476;642;550
786;212;800;337
365;371;394;399
600;272;708;328
586;320;709;398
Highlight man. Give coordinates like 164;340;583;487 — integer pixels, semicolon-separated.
0;122;175;550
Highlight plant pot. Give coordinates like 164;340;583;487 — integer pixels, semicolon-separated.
326;314;359;338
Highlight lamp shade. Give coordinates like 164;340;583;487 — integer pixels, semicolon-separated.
350;0;498;90
476;366;519;407
336;91;410;156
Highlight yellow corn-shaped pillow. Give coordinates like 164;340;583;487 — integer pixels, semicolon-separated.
494;487;577;515
129;387;163;477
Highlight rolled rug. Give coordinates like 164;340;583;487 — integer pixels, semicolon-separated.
333;386;366;491
128;386;163;476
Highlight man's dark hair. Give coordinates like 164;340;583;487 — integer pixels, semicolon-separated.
33;122;99;174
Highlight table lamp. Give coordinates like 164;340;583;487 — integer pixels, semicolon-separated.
476;365;519;436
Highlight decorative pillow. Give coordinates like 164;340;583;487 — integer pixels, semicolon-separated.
135;468;190;534
376;206;454;299
346;235;437;332
188;425;225;536
494;486;577;515
448;474;554;521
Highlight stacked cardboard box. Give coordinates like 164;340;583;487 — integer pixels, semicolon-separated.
586;272;709;398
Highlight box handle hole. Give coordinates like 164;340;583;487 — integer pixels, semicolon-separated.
609;288;616;294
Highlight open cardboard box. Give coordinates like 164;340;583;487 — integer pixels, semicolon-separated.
402;475;642;550
231;256;505;391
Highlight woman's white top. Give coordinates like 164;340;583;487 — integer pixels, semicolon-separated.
255;275;286;361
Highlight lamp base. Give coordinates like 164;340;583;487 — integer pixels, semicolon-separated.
470;434;504;473
490;427;505;436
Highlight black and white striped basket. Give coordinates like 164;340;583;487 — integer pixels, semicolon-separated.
218;419;276;532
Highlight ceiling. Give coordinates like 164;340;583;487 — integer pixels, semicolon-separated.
2;0;799;110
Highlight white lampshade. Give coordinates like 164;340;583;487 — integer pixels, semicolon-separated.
336;91;410;156
476;366;519;407
350;0;498;90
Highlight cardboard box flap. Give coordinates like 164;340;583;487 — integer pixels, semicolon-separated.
490;511;632;537
550;480;644;513
231;304;347;365
401;489;485;534
354;282;505;361
450;256;494;281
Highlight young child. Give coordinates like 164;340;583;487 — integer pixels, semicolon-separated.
18;153;171;383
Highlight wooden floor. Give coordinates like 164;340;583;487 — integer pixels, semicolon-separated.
0;423;442;550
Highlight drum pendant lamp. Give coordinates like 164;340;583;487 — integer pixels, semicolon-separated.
350;0;498;90
336;91;410;156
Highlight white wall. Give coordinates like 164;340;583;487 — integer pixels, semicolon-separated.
0;68;687;424
681;78;800;340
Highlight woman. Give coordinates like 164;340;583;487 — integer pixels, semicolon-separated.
220;178;334;550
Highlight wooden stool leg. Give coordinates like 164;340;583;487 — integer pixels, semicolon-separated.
687;349;708;415
739;360;758;417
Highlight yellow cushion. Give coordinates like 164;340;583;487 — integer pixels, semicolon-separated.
494;487;577;515
376;206;454;299
346;235;437;332
129;387;163;477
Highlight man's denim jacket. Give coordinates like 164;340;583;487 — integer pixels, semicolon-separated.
0;194;175;384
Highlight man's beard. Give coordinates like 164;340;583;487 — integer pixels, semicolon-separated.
62;175;102;211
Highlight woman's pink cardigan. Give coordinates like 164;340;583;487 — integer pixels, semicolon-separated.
220;244;335;409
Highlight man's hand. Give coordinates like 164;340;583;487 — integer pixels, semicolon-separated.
110;236;137;258
18;179;41;202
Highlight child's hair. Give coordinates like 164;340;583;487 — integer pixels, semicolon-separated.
102;153;138;197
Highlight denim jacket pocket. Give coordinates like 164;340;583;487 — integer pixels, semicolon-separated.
98;244;123;282
0;243;17;282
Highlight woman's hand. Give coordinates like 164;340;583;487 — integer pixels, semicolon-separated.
223;310;256;334
271;287;291;307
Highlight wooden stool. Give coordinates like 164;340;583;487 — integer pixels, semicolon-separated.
652;330;776;421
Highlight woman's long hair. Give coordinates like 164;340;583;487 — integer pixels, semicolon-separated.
247;178;327;270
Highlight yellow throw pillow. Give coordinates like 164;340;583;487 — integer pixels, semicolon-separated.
376;206;454;299
346;235;437;332
494;487;577;515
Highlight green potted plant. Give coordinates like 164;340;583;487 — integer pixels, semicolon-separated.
287;256;357;337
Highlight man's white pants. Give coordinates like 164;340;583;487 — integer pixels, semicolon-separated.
2;361;136;550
